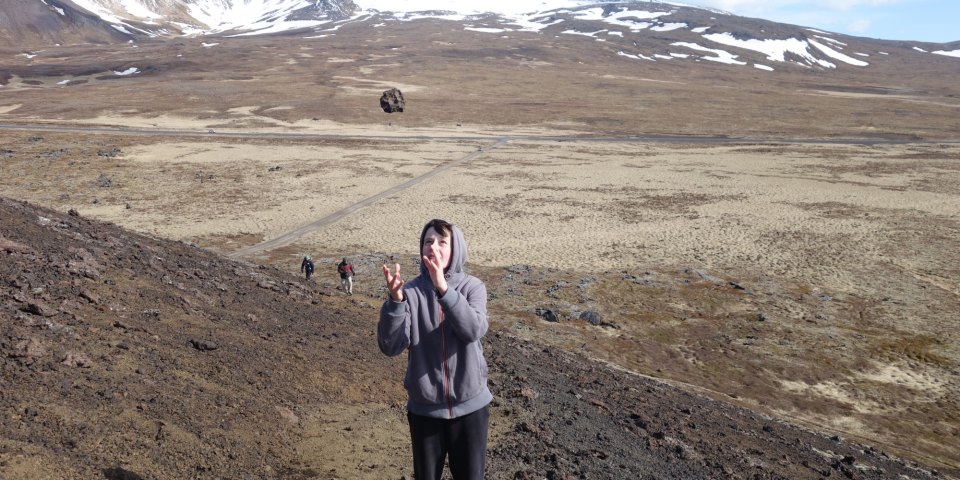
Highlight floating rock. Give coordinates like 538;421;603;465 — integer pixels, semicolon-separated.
68;208;79;216
380;87;405;113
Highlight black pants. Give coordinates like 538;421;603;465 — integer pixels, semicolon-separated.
407;406;489;480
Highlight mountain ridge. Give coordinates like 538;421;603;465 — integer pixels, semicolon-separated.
6;1;958;76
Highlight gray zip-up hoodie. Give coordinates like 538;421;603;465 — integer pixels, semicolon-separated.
378;224;492;419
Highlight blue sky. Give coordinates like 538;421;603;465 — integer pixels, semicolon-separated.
688;0;958;43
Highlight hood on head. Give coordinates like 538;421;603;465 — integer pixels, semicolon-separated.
419;221;468;279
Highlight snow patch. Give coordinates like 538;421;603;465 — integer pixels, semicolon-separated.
932;49;960;58
617;51;655;61
562;29;606;38
113;67;140;76
703;33;835;68
672;42;745;65
651;23;686;32
808;38;868;66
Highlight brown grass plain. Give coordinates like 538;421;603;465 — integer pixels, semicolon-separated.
2;17;960;474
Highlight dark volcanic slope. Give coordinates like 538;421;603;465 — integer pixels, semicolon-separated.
0;0;131;48
0;197;947;479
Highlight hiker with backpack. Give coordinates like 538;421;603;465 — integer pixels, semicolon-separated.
378;219;491;480
337;257;354;295
300;255;315;281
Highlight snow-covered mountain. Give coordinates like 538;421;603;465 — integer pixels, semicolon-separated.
25;0;359;37
8;0;960;70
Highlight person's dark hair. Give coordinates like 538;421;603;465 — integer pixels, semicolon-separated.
420;219;454;247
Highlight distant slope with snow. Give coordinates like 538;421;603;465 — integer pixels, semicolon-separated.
6;0;959;73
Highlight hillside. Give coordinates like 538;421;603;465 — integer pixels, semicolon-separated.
1;197;952;478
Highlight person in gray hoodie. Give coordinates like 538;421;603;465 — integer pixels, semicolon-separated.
378;218;491;480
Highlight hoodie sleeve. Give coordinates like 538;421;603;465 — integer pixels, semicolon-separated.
438;277;488;342
378;298;411;356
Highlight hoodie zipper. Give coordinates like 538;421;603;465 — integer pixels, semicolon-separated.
438;303;453;418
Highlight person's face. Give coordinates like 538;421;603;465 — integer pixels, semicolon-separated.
422;227;452;270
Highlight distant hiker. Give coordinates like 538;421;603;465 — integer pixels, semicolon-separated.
378;219;491;480
300;255;315;281
337;257;354;295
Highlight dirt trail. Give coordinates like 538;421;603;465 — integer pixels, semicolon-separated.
228;138;509;258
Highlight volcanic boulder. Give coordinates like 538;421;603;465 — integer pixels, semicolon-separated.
380;88;405;113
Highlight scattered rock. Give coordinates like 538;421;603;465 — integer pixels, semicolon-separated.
79;291;100;304
22;301;57;317
0;235;36;254
97;148;121;158
102;467;145;480
61;351;94;368
275;405;300;425
685;268;724;284
190;339;219;351
96;174;113;188
535;308;559;322
10;337;46;363
506;264;532;274
579;310;602;326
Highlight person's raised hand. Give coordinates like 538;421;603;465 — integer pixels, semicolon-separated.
382;263;404;302
422;251;448;296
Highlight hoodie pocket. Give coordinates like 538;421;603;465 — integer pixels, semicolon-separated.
404;359;442;405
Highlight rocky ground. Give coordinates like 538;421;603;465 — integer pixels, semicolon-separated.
2;197;954;479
